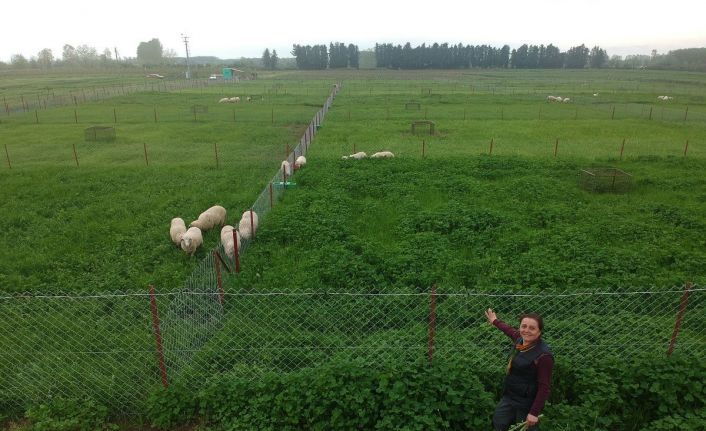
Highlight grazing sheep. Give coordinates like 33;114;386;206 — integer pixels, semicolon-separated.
229;96;240;103
218;97;230;103
170;217;187;247
239;210;259;241
246;96;252;102
220;225;241;258
658;95;673;101
180;227;203;256
371;151;394;158
593;93;599;97
562;97;571;103
341;155;349;160
189;205;227;232
349;151;367;160
295;156;307;168
547;95;558;102
281;160;292;176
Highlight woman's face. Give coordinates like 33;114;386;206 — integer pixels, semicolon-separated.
520;318;542;344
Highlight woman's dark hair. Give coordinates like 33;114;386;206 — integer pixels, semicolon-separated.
519;313;544;332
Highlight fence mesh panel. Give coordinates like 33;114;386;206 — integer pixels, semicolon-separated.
1;286;703;413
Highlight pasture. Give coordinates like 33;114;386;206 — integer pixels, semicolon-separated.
2;68;706;429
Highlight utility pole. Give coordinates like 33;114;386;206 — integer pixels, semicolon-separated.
113;47;120;63
181;33;191;79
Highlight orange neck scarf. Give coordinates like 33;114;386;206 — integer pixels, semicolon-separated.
506;339;537;374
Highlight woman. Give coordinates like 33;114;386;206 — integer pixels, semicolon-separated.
484;308;554;431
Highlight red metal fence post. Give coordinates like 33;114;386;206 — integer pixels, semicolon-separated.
667;282;693;356
148;285;169;388
427;284;438;366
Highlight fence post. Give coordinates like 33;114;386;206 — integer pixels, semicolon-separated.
667;282;693;356
249;209;256;239
422;140;425;158
74;109;78;124
684;106;689;122
489;138;494;155
148;285;169;388
144;143;149;166
649;106;653;120
611;106;615;120
214;251;225;306
554;138;559;158
4;144;11;169
427;284;437;366
684;140;689;157
214;143;219;169
114;108;117;124
269;182;274;209
233;229;241;273
72;143;79;167
620;138;626;160
154;106;157;123
35;110;39;124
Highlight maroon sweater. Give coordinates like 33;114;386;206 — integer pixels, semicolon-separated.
493;319;553;416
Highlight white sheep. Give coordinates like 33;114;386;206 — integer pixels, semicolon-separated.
348;151;367;160
281;160;292;176
593;93;599;97
295;156;307;168
246;96;252;102
239;210;259;241
341;155;349;160
180;227;203;256
218;97;230;103
189;205;227;232
229;96;240;103
220;225;241;258
547;95;558;102
170;217;187;247
562;98;571;103
371;151;394;158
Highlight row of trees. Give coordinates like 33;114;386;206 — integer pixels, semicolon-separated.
2;39;178;70
261;49;279;70
290;43;360;70
375;42;610;69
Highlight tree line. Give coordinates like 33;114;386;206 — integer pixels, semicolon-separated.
290;43;360;70
374;42;610;69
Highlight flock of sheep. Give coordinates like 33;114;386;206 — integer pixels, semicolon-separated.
218;96;253;103
170;155;310;257
170;206;259;257
546;95;571;103
341;151;395;160
657;95;674;101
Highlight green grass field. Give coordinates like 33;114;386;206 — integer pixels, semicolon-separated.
1;69;705;426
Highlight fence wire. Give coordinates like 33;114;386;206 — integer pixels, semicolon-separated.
1;286;703;414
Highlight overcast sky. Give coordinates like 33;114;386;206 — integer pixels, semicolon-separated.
2;0;705;63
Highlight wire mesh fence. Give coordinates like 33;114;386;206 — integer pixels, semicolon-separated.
1;286;703;414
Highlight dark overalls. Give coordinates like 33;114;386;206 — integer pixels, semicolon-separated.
492;338;552;431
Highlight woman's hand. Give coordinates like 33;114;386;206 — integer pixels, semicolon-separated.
484;308;497;325
526;413;539;426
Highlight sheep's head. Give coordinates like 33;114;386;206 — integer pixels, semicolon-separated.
180;237;192;251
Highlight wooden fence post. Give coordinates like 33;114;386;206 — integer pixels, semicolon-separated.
667;282;693;356
144;143;149;166
72;144;79;167
4;144;11;169
684;140;689;157
148;285;169;388
214;143;219;169
554;138;559;158
620;138;626;160
489;138;494;155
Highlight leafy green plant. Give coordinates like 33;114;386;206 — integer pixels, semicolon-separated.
24;398;116;431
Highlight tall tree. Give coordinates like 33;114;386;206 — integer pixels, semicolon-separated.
589;46;608;68
270;50;279;70
565;44;589;68
348;44;359;69
62;44;78;64
136;38;163;65
10;54;28;68
37;48;54;69
262;48;271;69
